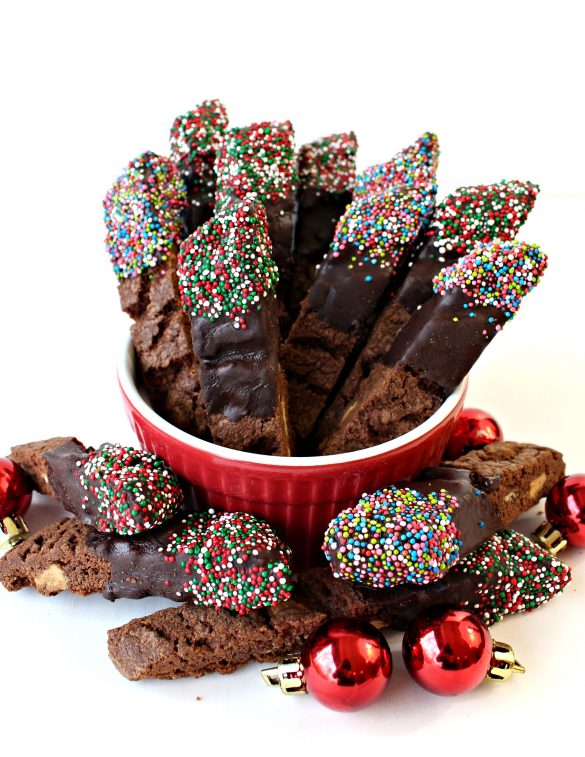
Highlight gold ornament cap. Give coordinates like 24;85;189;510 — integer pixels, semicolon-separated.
0;515;30;556
486;640;526;682
261;656;307;695
533;522;567;555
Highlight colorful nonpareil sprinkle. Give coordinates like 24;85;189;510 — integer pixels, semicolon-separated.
75;444;183;535
354;132;439;197
454;530;571;625
215;121;297;205
298;132;358;193
322;487;462;589
103;152;188;279
426;180;540;259
169;99;228;191
330;182;436;269
177;194;278;328
162;509;294;614
432;239;547;318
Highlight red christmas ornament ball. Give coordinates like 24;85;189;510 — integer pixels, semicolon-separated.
301;618;392;711
446;408;503;459
546;474;585;548
402;606;492;696
0;458;32;521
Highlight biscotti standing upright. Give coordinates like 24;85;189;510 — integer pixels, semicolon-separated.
289;132;358;319
283;132;439;444
103;152;208;436
169;99;229;234
320;239;548;453
215;120;297;312
178;194;292;455
316;180;539;442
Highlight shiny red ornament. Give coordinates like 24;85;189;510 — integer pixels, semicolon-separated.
0;458;32;522
301;618;392;711
402;606;492;696
446;408;503;459
546;474;585;548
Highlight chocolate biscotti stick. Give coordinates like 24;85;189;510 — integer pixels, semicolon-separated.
316;180;539;442
178;194;292;455
322;440;564;588
107;529;570;680
104;152;208;436
320;239;548;453
169;99;229;234
288;132;358;319
283;135;438;442
215;120;297;306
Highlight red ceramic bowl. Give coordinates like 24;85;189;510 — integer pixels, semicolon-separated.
118;337;467;568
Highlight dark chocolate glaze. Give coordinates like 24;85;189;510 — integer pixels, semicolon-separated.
265;194;296;287
307;248;393;335
191;295;281;421
178;166;215;236
397;236;453;313
294;187;352;260
45;440;101;526
386;288;508;395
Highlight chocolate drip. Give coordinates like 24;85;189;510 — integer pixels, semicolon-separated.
191;296;281;421
386;288;508;394
179;166;215;236
397;236;452;312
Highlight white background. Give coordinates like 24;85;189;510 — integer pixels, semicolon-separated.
1;1;584;754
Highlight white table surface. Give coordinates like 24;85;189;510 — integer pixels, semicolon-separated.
1;1;584;754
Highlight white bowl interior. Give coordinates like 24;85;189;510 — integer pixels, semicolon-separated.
118;336;468;468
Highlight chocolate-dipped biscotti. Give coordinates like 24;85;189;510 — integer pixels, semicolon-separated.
106;529;570;680
3;437;294;613
215;120;297;310
316;180;539;443
322;440;564;588
177;194;292;455
288;132;358;319
320;239;548;453
169;98;228;234
103;152;208;436
283;133;439;444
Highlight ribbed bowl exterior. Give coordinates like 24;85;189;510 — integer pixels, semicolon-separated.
119;343;467;569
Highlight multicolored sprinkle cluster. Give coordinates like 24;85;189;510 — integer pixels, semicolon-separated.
330;183;436;271
177;194;278;329
298;132;358;193
103;152;188;279
432;239;548;319
454;530;571;625
354;132;439;197
169;99;228;191
322;487;463;589
215;121;297;205
427;180;540;259
75;444;183;535
161;509;294;614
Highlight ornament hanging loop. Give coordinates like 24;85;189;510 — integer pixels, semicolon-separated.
262;657;307;695
533;522;567;555
486;641;526;682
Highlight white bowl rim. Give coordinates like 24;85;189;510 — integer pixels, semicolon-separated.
118;335;468;469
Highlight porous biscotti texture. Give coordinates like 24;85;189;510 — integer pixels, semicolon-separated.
320;363;443;454
316;298;412;443
283;308;360;442
444;441;565;525
119;252;208;437
9;437;80;497
108;599;327;680
0;518;110;596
